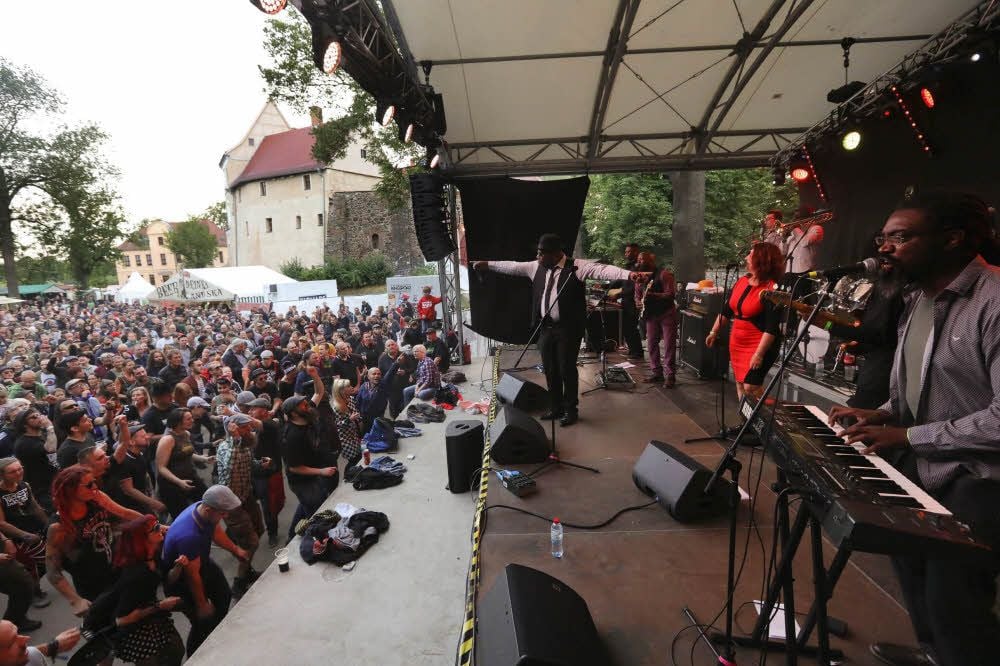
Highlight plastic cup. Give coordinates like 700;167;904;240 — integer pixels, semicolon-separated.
275;547;289;573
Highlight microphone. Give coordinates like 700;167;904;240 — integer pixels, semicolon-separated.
799;257;880;281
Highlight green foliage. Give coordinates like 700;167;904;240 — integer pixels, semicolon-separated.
278;253;394;289
15;255;70;283
583;168;800;269
410;264;438;276
201;201;228;230
259;7;422;210
166;219;219;268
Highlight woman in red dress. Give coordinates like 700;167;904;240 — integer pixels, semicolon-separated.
705;242;785;400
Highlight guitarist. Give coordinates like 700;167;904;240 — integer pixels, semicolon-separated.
636;252;678;387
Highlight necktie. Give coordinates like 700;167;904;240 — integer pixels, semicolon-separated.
543;267;557;317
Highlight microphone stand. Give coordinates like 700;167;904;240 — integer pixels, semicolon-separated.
687;285;834;666
503;263;579;373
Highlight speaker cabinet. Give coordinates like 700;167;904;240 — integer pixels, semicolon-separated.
410;173;455;261
478;564;608;666
632;440;731;522
445;420;485;494
679;309;729;379
488;405;549;464
495;373;550;411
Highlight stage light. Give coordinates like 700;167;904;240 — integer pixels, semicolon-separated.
772;168;786;186
322;41;342;75
405;123;415;143
841;130;862;151
971;52;982;62
251;0;286;14
826;81;866;104
791;167;810;182
890;85;933;156
375;101;396;127
919;87;935;109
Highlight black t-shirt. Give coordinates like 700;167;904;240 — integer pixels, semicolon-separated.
140;404;176;438
283;420;326;484
331;356;360;386
250;381;280;403
354;343;380;370
57;436;95;470
254;420;283;477
108;451;150;512
0;481;44;534
14;434;56;499
114;564;160;619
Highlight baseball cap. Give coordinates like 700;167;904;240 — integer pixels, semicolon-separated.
236;391;256;406
260;350;274;358
65;378;85;391
202;485;241;512
223;413;255;431
246;397;271;409
187;396;211;409
250;368;268;380
127;423;147;435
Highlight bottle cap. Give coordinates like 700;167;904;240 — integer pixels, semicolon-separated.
553;518;560;524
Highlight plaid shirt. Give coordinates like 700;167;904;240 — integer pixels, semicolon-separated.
884;257;1000;490
216;434;258;502
415;356;441;390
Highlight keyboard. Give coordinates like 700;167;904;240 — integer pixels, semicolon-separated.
741;400;987;556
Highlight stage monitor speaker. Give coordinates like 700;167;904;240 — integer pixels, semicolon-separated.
445;420;484;494
478;563;608;666
495;373;550;411
488;405;549;464
632;440;731;522
679;308;729;379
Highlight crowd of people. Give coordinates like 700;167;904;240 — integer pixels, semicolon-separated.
0;288;455;664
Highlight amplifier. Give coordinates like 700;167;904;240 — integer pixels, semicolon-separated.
686;290;724;316
679;309;729;380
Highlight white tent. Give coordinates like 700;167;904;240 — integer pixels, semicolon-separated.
184;266;296;301
114;272;155;303
149;272;236;303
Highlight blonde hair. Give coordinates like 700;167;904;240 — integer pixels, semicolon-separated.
331;378;352;413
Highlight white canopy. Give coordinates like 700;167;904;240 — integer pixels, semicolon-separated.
379;0;982;175
114;272;155;303
184;266;296;300
149;272;236;303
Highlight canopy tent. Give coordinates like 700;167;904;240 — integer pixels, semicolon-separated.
0;296;24;306
183;266;296;300
114;272;155;303
292;0;984;176
149;272;236;303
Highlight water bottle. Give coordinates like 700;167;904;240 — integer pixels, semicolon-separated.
814;358;825;379
550;518;564;558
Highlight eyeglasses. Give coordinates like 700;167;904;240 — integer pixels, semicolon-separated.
874;231;931;246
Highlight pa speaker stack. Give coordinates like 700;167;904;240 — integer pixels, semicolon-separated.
488;405;549;464
410;173;455;261
495;373;550;411
679;308;729;379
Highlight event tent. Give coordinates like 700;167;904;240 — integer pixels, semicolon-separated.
184;266;296;300
114;272;155;303
148;272;236;303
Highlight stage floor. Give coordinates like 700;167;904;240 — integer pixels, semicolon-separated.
476;348;914;665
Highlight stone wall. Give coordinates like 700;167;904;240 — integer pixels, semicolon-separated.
326;191;426;275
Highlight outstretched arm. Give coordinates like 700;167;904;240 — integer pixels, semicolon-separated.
472;260;537;279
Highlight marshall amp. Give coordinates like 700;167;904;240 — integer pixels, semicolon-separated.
686;289;724;316
680;309;729;379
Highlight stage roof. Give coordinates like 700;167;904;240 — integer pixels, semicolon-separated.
375;0;981;176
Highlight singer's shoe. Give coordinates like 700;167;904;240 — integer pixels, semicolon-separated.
559;411;578;427
869;643;937;666
643;374;664;383
540;410;564;420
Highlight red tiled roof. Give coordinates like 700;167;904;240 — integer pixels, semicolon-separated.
117;241;142;251
230;127;322;188
171;219;228;247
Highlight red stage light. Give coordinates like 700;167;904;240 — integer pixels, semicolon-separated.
791;167;810;182
920;87;935;108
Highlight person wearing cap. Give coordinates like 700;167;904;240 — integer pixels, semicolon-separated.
234;391;257;415
186;396;214;454
7;372;49;405
215;413;269;598
12;410;56;513
248;368;281;417
424;327;451;373
472;232;647;427
257;347;281;378
65;379;107;442
107;420;166;516
55;411;95;471
140;380;178;452
245;398;283;547
416;286;443;333
401;318;423;348
396;293;414;319
282;366;337;541
161;485;248;657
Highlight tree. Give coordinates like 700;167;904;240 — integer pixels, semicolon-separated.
166;219;218;268
1;58;122;295
201;200;228;230
703;169;798;266
38;185;126;289
259;7;422;209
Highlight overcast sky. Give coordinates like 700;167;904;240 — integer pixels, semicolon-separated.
1;1;308;225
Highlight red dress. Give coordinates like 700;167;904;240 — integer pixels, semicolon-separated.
724;275;778;383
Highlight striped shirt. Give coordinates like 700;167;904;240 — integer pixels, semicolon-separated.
883;257;1000;490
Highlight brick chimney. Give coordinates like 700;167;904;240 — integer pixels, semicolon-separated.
310;106;323;127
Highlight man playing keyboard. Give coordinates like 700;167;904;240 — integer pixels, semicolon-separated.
828;192;1000;666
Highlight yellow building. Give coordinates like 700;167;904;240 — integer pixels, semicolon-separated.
114;219;229;286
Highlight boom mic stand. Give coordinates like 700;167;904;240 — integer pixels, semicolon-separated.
686;284;834;666
528;408;600;477
503;264;579;373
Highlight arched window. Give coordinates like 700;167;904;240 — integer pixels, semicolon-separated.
371;233;380;249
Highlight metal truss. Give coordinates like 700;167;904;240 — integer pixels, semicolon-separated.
773;0;1000;167
445;128;808;177
436;185;464;364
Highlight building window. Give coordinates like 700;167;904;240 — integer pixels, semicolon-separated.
371;233;380;249
317;213;324;226
161;274;169;283
146;254;152;265
218;251;223;263
303;174;311;190
248;137;255;147
245;221;249;237
360;148;367;159
265;218;273;233
160;253;167;266
135;255;142;267
123;256;130;267
148;275;155;285
259;182;266;196
296;215;302;229
238;188;242;203
157;236;164;246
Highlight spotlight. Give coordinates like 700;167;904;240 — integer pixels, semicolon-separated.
971;52;982;62
375;101;396;127
841;130;862;151
426;145;441;169
826;81;866;104
322;41;342;75
771;168;786;186
251;0;287;14
791;167;811;183
405;124;415;143
919;87;935;109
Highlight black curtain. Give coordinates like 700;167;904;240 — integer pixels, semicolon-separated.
798;62;1000;267
459;176;589;344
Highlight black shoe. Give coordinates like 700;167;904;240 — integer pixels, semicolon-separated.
268;533;279;548
664;376;676;388
17;618;42;632
559;412;578;427
540;410;564;420
870;643;937;666
232;577;249;600
643;375;664;383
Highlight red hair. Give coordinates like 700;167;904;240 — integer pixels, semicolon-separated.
51;465;92;538
112;514;158;568
750;242;785;283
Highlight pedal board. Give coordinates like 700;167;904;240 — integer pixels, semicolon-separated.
596;366;636;390
496;469;538;497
